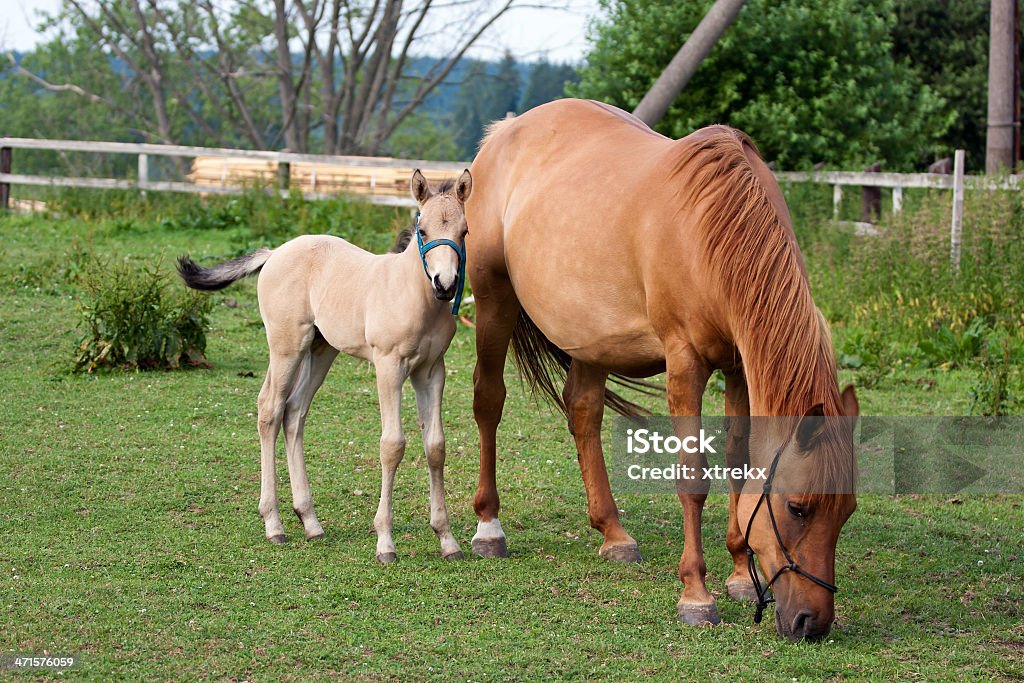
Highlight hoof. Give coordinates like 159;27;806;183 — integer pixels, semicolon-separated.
376;551;397;565
267;534;287;545
471;536;508;558
306;532;325;542
678;603;722;626
726;580;759;603
443;550;465;561
600;543;643;564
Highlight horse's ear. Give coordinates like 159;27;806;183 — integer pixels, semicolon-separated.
455;169;473;203
410;169;431;205
841;384;859;430
797;403;826;450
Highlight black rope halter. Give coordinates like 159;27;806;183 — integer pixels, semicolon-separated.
742;444;838;624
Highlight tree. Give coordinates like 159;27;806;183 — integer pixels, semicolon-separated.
631;0;746;126
891;0;992;170
572;0;950;170
518;59;579;113
450;53;521;157
6;0;517;154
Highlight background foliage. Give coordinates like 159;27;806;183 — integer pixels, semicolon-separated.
571;0;988;170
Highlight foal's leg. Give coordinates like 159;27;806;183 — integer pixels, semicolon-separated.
282;335;339;540
258;329;314;543
372;354;409;564
563;360;641;562
721;370;762;601
470;279;521;558
411;357;463;560
665;346;717;625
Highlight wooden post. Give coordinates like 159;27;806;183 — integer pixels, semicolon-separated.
137;153;149;197
892;186;903;213
832;184;842;221
0;146;11;211
277;154;291;194
950;149;966;272
861;162;882;222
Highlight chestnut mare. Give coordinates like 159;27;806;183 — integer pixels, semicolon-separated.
465;99;858;641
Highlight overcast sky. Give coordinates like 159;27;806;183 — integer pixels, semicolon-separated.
2;0;602;63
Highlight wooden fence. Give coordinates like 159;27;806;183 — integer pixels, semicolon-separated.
2;138;1021;269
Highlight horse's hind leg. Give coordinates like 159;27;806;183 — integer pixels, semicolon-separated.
721;370;763;602
282;334;338;540
665;346;718;625
372;354;409;564
411;357;463;560
469;276;521;558
257;335;312;543
563;360;641;563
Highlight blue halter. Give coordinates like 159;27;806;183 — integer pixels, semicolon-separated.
415;213;467;315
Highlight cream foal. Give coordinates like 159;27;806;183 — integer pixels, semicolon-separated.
178;170;471;563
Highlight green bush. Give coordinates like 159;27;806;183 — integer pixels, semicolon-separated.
74;257;213;373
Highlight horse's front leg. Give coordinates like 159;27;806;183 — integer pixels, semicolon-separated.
411;356;463;560
721;369;763;602
666;347;717;625
563;360;641;563
372;354;409;564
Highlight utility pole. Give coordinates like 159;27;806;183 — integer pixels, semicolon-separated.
985;0;1019;173
632;0;748;127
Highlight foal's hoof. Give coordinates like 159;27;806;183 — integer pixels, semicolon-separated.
443;550;465;561
306;532;325;542
726;580;760;603
677;603;722;627
376;551;398;565
267;534;287;545
599;543;643;564
471;536;508;558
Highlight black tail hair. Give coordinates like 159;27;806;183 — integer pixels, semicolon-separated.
509;311;662;418
176;249;272;291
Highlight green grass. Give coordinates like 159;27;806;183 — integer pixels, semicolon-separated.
0;201;1021;681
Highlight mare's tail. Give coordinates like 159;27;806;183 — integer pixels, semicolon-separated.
176;249;273;291
510;311;661;418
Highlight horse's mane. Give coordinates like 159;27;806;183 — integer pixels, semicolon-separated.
671;127;854;502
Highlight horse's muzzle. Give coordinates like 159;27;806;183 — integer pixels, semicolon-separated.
432;275;457;301
777;607;832;642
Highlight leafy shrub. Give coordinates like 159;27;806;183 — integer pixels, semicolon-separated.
74;257;213;373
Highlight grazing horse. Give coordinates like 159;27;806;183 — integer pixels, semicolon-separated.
177;170;472;564
464;99;858;641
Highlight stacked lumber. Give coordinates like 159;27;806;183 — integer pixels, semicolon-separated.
188;156;457;197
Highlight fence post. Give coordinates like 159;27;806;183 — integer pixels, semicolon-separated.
892;186;903;213
861;162;882;222
832;184;842;221
138;153;148;197
1;146;11;211
949;149;966;272
277;152;291;195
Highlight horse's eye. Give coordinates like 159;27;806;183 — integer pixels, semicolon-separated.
787;502;809;519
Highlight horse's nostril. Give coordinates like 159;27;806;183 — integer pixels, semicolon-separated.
792;610;813;637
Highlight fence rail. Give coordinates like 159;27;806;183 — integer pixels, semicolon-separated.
2;137;1022;269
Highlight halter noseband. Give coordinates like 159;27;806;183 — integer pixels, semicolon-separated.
415;212;467;315
743;442;838;624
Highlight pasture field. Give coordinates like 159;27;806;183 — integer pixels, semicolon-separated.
0;193;1021;681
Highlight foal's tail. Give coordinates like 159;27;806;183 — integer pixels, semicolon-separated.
510;311;661;418
176;249;273;291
